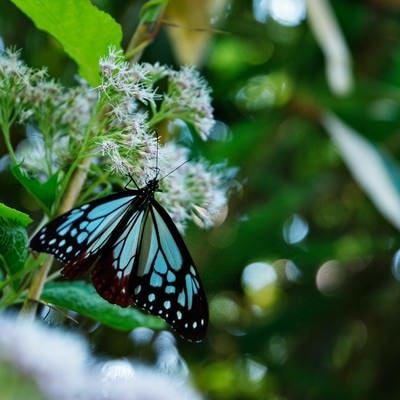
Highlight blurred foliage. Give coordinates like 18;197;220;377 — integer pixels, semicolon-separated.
2;0;400;399
0;361;44;400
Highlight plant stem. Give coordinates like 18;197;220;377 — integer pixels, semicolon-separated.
20;157;92;318
19;256;53;318
1;121;17;164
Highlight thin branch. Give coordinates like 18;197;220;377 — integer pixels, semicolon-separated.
20;158;92;317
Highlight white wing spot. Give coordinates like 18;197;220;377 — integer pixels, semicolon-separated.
164;300;171;310
148;293;156;302
49;238;56;245
193;322;197;328
134;285;141;295
66;246;73;253
190;266;196;275
177;311;182;320
59;239;66;247
201;319;204;325
184;323;188;328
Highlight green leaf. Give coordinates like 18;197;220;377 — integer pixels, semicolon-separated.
11;165;59;214
323;113;400;231
42;281;166;331
10;0;122;85
0;362;44;400
0;203;32;227
140;0;168;23
0;217;29;277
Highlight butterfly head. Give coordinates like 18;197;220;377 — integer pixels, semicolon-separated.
145;178;160;194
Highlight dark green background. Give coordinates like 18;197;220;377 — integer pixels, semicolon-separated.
2;1;400;399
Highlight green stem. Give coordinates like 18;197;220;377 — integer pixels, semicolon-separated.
148;109;175;128
1;121;17;164
56;99;105;211
19;255;53;317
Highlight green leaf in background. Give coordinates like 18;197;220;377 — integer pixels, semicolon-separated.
0;203;32;227
0;362;44;400
10;0;122;85
11;165;59;214
140;0;168;23
323;112;400;231
0;204;30;277
42;281;166;331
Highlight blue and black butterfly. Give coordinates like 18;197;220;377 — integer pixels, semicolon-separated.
30;177;208;342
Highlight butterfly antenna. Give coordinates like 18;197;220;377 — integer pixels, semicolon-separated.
126;172;139;189
160;159;190;181
155;134;160;178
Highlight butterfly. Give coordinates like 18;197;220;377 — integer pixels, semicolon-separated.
30;177;208;342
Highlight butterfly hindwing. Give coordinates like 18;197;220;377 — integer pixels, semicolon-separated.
130;199;208;342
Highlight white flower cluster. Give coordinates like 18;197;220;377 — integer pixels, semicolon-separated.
156;143;231;232
0;314;202;400
98;49;214;139
162;66;215;140
0;48;235;231
0;49;97;178
97;49;233;231
99;48;167;108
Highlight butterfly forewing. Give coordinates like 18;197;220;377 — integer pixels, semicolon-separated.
31;192;135;263
130;200;208;342
30;192;137;305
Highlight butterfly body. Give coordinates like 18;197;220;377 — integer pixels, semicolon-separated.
30;178;208;342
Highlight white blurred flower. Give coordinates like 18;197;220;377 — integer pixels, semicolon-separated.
15;125;70;179
99;362;202;400
154;331;189;378
0;314;203;400
0;314;90;400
